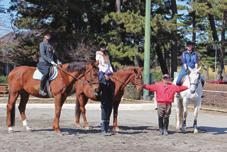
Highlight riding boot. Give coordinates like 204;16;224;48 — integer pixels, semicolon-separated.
163;117;169;136
39;75;47;96
158;117;164;135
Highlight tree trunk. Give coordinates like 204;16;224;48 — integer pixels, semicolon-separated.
220;11;226;80
170;0;178;78
207;2;224;80
116;0;121;12
155;44;169;74
192;10;196;42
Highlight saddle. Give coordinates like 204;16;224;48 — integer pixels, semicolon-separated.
33;66;58;97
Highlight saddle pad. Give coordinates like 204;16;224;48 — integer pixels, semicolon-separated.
33;67;58;80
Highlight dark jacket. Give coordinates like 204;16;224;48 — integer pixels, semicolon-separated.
37;41;57;75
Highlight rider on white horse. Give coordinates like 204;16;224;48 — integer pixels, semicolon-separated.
176;41;204;96
176;41;199;86
174;67;203;133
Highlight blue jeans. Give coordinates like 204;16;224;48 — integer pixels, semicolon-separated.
176;67;188;86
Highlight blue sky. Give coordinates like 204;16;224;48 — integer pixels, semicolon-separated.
0;0;12;37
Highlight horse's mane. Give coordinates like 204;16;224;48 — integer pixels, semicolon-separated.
67;62;87;72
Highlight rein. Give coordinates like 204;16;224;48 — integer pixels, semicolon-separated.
56;66;96;85
111;72;141;89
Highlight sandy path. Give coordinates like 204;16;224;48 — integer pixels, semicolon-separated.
0;104;226;152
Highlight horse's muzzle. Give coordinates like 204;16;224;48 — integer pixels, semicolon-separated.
190;89;195;94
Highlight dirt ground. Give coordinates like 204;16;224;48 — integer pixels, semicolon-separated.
202;83;227;108
0;105;226;152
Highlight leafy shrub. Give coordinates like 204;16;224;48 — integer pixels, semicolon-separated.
0;75;7;83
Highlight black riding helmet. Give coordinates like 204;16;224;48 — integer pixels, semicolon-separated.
99;43;107;52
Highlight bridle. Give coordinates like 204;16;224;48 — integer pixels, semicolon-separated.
111;71;143;89
188;72;201;90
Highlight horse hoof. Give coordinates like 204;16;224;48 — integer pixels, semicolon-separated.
56;132;64;136
83;126;90;130
194;129;199;134
180;128;186;133
26;126;32;132
8;127;14;133
113;127;120;132
75;124;81;128
54;128;61;134
8;129;14;134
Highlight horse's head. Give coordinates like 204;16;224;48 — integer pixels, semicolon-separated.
129;67;143;91
188;67;201;94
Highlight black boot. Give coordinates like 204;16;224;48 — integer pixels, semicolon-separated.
158;117;164;135
163;117;169;135
39;75;48;96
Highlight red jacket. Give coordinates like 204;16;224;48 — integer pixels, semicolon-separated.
143;82;188;104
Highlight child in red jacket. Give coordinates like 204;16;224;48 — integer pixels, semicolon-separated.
143;74;188;135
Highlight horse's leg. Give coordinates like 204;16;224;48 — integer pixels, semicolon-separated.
75;99;82;128
18;92;31;131
7;91;19;133
193;98;201;134
53;94;63;133
174;98;181;130
181;98;189;132
113;101;120;132
78;95;89;129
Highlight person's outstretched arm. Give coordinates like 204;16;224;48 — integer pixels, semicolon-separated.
175;85;188;93
143;84;157;92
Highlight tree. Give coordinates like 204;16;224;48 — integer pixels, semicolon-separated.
191;0;227;80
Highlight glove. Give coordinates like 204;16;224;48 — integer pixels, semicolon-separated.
51;61;57;66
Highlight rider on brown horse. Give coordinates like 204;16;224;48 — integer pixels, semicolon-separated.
37;33;59;96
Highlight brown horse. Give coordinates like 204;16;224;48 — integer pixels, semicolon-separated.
75;67;143;131
7;62;99;133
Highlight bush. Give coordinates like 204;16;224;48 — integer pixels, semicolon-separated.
123;84;142;100
0;75;7;84
151;71;162;82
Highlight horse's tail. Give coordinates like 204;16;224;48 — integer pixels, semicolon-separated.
7;92;16;127
75;99;81;117
178;99;183;126
11;104;16;126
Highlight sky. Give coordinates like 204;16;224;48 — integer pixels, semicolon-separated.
0;0;12;37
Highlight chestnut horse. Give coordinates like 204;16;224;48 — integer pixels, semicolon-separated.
75;67;143;131
7;62;99;133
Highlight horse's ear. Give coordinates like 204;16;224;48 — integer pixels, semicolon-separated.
139;67;143;71
133;68;138;74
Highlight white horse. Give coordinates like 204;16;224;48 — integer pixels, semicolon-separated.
173;67;203;133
